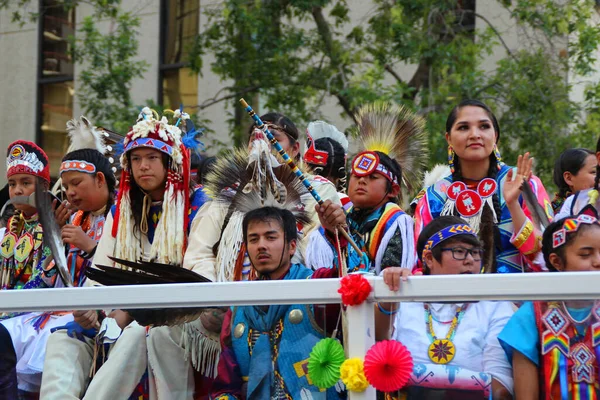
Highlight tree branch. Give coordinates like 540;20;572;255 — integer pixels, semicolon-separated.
193;85;260;110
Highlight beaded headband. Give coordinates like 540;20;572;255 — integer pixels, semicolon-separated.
351;151;398;185
60;160;96;175
421;224;477;260
552;214;599;248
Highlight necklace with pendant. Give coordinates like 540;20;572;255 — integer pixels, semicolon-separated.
424;303;467;364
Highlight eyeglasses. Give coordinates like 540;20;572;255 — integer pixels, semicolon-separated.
440;246;483;261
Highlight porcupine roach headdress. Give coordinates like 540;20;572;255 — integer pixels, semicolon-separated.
112;107;194;266
204;147;310;282
351;101;428;196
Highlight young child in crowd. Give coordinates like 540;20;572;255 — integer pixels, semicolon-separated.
551;148;597;214
0;140;69;397
498;213;600;399
556;136;600;220
307;103;423;274
378;216;514;399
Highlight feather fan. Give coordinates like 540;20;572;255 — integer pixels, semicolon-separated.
521;179;550;232
35;179;73;287
353;101;428;192
85;256;212;327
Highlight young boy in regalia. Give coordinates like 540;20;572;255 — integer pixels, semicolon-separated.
0;140;75;396
40;108;211;400
307;102;426;273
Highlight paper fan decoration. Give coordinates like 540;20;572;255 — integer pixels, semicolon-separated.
364;340;413;392
338;274;372;306
308;338;346;389
340;358;369;392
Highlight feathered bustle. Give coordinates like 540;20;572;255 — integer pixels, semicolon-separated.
204;147;310;227
353;101;428;191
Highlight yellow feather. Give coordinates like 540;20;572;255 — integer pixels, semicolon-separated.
352;101;428;192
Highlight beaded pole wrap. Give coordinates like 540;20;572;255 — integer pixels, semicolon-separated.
239;98;363;257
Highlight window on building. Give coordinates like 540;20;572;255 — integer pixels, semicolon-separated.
37;0;75;178
159;0;199;113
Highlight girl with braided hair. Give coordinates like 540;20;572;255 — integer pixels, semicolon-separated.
555;136;600;220
414;99;553;273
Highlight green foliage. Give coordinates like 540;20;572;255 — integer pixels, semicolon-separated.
4;0;600;191
190;0;600;192
69;5;148;133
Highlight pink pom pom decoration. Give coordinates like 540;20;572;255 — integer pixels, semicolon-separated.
364;340;413;392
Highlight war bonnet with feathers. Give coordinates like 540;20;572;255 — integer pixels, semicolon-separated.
112;107;202;266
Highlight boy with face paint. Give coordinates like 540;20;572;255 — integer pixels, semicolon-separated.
210;206;343;399
307;103;422;274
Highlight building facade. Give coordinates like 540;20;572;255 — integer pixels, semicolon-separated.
0;0;583;184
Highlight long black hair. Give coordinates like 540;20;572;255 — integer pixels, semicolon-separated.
445;99;502;273
247;112;300;145
62;148;116;215
308;137;347;192
126;151;170;237
542;216;600;271
553;148;595;198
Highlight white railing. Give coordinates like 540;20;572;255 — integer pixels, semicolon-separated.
2;272;600;399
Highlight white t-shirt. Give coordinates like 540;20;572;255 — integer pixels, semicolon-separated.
393;301;515;393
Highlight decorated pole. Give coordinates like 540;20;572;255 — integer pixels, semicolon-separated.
240;98;364;258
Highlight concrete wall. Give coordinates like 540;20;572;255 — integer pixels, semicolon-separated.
0;8;39;184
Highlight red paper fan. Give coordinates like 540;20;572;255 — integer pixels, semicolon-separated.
364;340;413;392
338;274;372;306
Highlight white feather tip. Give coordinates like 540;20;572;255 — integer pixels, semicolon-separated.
307;121;348;152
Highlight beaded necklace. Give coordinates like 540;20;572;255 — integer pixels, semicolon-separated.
424;303;467;364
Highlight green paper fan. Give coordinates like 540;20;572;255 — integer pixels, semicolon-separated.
307;338;346;389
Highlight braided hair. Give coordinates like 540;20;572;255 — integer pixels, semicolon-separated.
446;99;502;273
307;137;347;192
62;148;116;215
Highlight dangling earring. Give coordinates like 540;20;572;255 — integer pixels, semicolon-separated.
448;145;455;173
494;144;503;170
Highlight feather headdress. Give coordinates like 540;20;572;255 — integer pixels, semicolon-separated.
112;107;194;266
54;116;123;194
204;147;309;282
352;101;428;193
